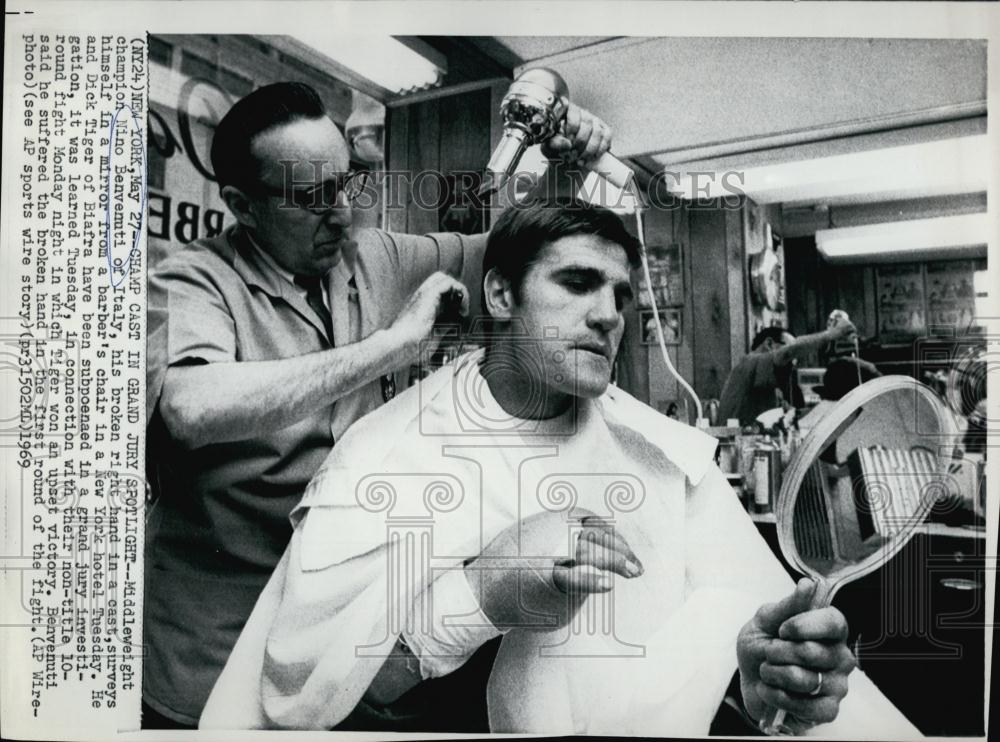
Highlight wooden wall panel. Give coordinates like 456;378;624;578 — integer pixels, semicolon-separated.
784;236;820;339
620;204;697;417
688;207;732;400
726;206;748;365
386;87;497;235
438;89;490;177
406;100;442;236
828;265;873;339
385;105;409;234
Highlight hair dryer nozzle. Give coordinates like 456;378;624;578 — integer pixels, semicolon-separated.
479;127;531;197
481;67;634;200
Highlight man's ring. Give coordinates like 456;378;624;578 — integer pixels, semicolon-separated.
808;672;823;696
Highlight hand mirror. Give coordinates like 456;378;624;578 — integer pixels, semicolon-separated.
760;375;957;735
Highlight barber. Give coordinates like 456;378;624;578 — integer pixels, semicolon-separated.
717;320;857;426
143;80;613;728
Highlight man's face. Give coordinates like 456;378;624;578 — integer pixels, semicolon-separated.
508;234;633;403
760;332;795;358
245;116;356;276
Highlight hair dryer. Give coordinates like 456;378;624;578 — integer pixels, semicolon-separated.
478;67;634;197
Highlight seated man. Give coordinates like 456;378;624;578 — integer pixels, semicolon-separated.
202;201;920;737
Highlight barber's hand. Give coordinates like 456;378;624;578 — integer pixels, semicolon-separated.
465;511;642;632
541;101;613;168
386;272;469;363
828;318;857;342
737;579;856;734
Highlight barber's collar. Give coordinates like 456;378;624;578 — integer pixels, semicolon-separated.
245;230;299;287
231;226;351;299
229;226;291;299
229;227;335;346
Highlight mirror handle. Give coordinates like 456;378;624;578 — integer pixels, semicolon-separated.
758;577;838;736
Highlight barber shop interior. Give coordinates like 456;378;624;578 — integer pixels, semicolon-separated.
146;34;991;736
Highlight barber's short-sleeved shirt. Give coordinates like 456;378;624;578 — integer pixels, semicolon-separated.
144;224;485;724
716;352;781;425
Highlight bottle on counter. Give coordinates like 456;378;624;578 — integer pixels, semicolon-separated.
752;439;781;514
707;418;745;501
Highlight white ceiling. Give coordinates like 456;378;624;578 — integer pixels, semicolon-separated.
515;37;986;159
489;36;617;65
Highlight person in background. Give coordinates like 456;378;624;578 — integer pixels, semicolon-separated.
717;321;857;427
143;81;614;729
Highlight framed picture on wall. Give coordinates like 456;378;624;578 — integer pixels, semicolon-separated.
925;260;977;331
876;263;926;342
641;308;682;346
638;243;685;307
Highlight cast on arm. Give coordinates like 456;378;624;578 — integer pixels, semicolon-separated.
362;567;502;707
364;510;644;706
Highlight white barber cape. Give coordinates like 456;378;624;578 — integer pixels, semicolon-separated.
202;350;921;738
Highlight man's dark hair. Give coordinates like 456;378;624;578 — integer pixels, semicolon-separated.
483;199;642;306
211;82;327;193
817;357;882;401
751;326;789;351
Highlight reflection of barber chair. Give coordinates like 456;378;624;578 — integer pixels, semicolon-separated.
351;473;477;658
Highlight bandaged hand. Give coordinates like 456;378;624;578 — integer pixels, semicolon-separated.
737;579;856;734
464;511;643;632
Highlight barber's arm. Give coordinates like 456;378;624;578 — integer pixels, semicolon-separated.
159;271;469;449
772;321;856;367
364;511;642;706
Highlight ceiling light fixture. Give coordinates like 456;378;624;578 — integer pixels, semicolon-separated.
655;135;987;207
293;34;446;96
816;212;989;263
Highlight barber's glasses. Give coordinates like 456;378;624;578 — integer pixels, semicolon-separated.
254;170;370;214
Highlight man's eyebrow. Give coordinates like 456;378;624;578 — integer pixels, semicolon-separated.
552;265;626;280
551;265;601;279
552;266;634;300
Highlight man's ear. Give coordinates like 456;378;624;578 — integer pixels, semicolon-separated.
483;267;515;320
221;185;259;229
